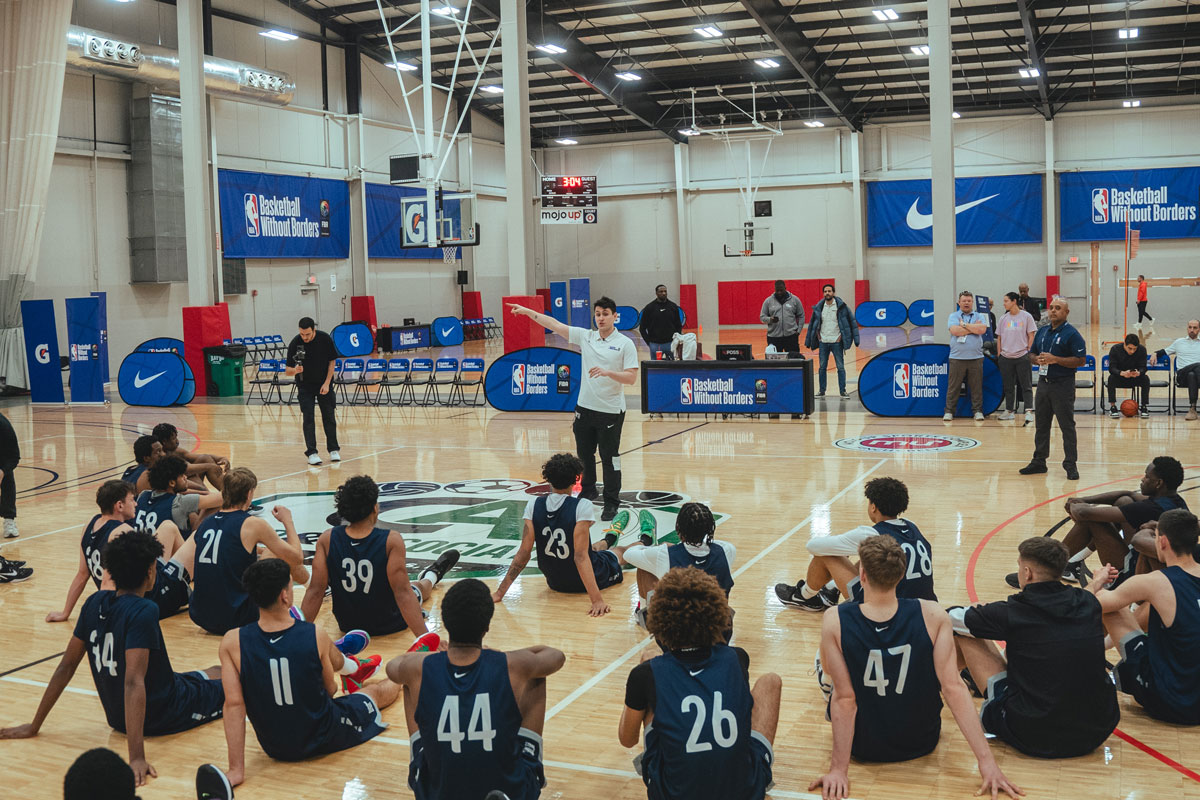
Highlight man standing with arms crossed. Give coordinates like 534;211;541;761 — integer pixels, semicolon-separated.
944;291;990;422
996;291;1037;422
1020;297;1087;480
759;280;803;354
508;297;638;521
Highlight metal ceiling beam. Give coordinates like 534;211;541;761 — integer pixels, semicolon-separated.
1016;0;1052;119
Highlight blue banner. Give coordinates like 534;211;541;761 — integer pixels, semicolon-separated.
867;174;1043;247
484;347;582;412
65;297;104;403
432;317;464;346
855;300;908;327
20;299;64;403
549;281;568;324
90;291;109;383
568;278;591;328
391;326;431;351
906;299;935;326
218;168;350;259
118;350;191;407
642;361;812;415
332;322;374;356
133;338;195;402
859;343;1002;417
365;182;461;259
1060;167;1200;242
614;306;640;331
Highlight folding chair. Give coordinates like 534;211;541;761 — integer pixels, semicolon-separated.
407;358;434;405
1146;357;1171;414
352;358;387;405
1074;354;1097;414
484;316;501;338
246;360;281;404
450;358;485;406
333;359;362;404
424;358;459;405
378;358;410;405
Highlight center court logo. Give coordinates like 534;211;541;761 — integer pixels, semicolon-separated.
834;435;980;453
893;363;911;398
1092;188;1109;223
244;193;261;237
511;363;526;395
680;377;693;405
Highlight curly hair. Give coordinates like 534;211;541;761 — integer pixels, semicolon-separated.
242;558;292;609
542;453;584;491
441;578;494;646
64;748;140;800
675;502;715;546
646;567;730;651
857;536;905;592
132;435;158;465
102;529;163;591
1151;456;1184;493
147;454;188;492
151;422;177;444
864;477;909;518
335;475;379;523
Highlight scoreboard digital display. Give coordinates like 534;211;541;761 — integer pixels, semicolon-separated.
541;175;597;207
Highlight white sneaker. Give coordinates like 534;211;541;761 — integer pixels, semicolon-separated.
2;519;17;538
307;453;322;465
329;450;341;462
942;413;953;421
997;411;1015;420
1025;410;1034;424
974;412;985;421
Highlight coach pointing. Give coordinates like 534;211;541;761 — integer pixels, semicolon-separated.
508;298;638;521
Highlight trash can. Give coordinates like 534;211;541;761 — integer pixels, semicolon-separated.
203;344;246;397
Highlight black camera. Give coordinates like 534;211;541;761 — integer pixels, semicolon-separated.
293;345;306;383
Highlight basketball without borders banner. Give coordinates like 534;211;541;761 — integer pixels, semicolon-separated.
219;169;349;259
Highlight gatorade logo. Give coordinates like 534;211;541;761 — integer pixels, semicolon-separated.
35;344;50;365
350;332;360;348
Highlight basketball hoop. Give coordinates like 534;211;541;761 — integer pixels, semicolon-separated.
443;246;457;264
741;250;752;258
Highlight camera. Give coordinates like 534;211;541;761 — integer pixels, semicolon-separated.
293;345;306;383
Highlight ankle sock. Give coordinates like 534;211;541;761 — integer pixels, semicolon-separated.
799;583;819;600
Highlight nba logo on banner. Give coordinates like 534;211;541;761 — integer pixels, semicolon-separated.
245;193;261;236
680;377;693;405
511;364;526;395
893;363;911;398
1092;188;1109;223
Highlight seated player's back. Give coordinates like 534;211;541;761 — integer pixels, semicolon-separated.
1148;565;1200;715
839;598;941;761
853;519;936;602
666;541;734;595
189;509;258;634
135;489;177;536
81;516;126;587
532;493;591;593
328;525;406;635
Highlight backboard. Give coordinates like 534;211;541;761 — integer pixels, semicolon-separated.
723;224;774;257
400;191;479;249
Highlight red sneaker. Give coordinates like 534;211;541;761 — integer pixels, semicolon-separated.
408;631;441;652
341;654;382;694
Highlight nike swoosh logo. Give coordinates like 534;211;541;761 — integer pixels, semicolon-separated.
920;310;933;319
133;370;167;388
350;541;361;546
440;327;454;338
454;671;468;679
270;636;283;643
606;424;615;429
905;194;999;230
875;626;888;632
689;669;704;676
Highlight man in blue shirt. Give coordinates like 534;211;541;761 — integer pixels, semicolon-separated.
1020;297;1087;480
944;291;990;421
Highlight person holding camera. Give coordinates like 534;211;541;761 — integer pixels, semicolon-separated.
286;317;340;465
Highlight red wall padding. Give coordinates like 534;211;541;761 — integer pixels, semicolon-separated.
350;296;378;330
716;279;835;325
678;284;697;330
855;280;870;307
501;295;545;354
1046;276;1060;299
462;291;483;319
182;304;232;396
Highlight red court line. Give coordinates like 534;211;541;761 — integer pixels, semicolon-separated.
965;466;1200;784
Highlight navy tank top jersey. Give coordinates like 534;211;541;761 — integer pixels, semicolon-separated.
122;463;147;487
838;599;942;762
414;650;527;798
134;490;175;535
1147;566;1200;716
872;520;937;602
188;510;258;634
328;526;407;635
532;495;586;593
667;543;734;595
644;645;754;799
81;515;127;588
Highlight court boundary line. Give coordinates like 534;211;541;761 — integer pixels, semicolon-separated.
0;652;65;679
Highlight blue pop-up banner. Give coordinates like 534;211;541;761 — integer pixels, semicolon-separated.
331;322;374;356
365;182;461;259
118;350;193;407
1060;167;1200;242
867;174;1043;247
432;317;464;346
90;291;109;383
568;278;591;328
614;306;640;331
219;168;350;259
66;296;105;404
855;301;908;327
858;343;1002;417
20;299;64;403
907;299;935;326
484;347;581;412
549;281;568;325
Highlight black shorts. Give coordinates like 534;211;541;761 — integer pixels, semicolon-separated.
150;559;191;619
409;728;545;800
590;549;624;590
1115;632;1200;725
638;730;773;800
980;673;1108;758
145;671;224;736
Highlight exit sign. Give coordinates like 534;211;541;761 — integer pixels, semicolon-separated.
1067;255;1079;263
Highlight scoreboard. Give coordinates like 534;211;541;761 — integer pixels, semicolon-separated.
540;176;598;224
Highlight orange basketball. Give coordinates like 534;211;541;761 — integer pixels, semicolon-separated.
1120;399;1139;417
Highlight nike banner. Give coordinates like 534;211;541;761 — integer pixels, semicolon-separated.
331;322;374;357
20;299;65;403
906;299;935;326
118;350;191;407
855;300;908;327
1060;167;1200;242
859;343;1002;417
484;347;581;412
365;182;462;259
218;169;350;259
66;297;105;404
432;316;464;347
867;174;1043;247
614;306;640;331
133;338;196;404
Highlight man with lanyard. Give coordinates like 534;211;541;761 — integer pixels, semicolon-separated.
638;285;683;361
285;317;341;465
1020;297;1087;480
508;297;638;521
943;291;989;421
1152;319;1200;420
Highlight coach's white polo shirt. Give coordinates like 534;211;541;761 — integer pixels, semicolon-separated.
568;326;638;414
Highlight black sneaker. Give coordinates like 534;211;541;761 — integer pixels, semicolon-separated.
1005;572;1020;589
196;763;234;800
1066;560;1091;585
420;549;461;585
1140;406;1150;419
1018;462;1048;475
1065;465;1080;481
484;792;513;800
579;487;600;502
601;504;618;522
819;584;840;606
961;667;983;698
774;581;828;611
248;504;264;516
326;512;343;527
0;556;25;569
0;565;32;583
1109;405;1120;418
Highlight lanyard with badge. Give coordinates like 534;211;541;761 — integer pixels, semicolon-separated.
957;312;973;344
1038;330;1058;376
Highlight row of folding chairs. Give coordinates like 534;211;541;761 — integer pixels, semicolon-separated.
246;357;486;406
462;317;501;341
1025;353;1182;414
224;335;287;364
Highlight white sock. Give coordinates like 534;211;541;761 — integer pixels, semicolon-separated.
800;583;819;599
823;580;838;592
336;655;359;675
1068;547;1094;564
418;569;438;586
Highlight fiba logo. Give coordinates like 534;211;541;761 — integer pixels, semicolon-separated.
1092;188;1109;223
35;344;50;365
244;193;261;237
511;364;526;395
893;363;911;398
680;377;693;405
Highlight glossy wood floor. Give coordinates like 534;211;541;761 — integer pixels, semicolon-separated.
1;323;1197;800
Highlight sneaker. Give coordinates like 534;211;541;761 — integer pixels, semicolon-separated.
579;486;600;502
334;629;371;657
633;601;648;630
774;581;828;611
601;504;618;522
330;450;341;462
840;391;850;399
0;556;26;569
815;652;833;714
484;792;513;800
819;584;840;607
248;504;264;516
1024;410;1034;424
326;512;343;527
1018;462;1048;475
1140;406;1149;419
602;510;631;548
997;411;1014;420
0;565;33;583
420;549;461;586
638;509;657;547
961;667;983;698
1188;408;1198;421
342;654;382;693
1005;572;1021;589
974;412;985;421
1065;465;1080;481
408;631;441;652
942;412;953;421
1066;560;1091;585
195;763;234;800
307;453;322;465
815;391;825;398
3;519;17;538
288;605;306;622
1110;405;1120;418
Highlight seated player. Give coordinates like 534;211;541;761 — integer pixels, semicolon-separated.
614;503;736;629
951;537;1119;758
492;453;624;617
810;537;1019;800
187;468;308;635
387;578;565;800
1107;334;1151;419
121;435;162;493
302;475;460;639
618;568;781;800
217;559;397;789
776;477;934;611
1088;508;1200;725
1047;456;1187;586
48;480;192;623
153;422;229;490
63;748;142;800
0;531;224;786
135;455;224;539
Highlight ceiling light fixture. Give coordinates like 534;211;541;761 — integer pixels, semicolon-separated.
535;43;567;55
804;120;825;128
1118;27;1139;39
1122;99;1141;108
432;5;459;16
615;72;641;81
694;26;723;38
910;45;930;56
481;85;503;94
1019;67;1040;78
386;61;418;71
872;9;899;21
679;128;700;136
555;138;578;145
755;58;780;68
259;30;299;42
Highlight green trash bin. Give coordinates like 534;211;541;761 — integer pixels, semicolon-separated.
203;344;246;397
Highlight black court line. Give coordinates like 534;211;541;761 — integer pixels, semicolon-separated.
0;651;65;679
619;421;710;457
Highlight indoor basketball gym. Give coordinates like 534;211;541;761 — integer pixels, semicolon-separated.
2;1;1199;799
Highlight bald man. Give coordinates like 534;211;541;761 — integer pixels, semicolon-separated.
1152;319;1200;420
1020;298;1087;480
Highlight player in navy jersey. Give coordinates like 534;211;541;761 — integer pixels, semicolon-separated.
387;578;565;800
217;559;397;788
1089;508;1200;725
48;479;192;623
302;475;459;639
619;568;781;800
493;453;624;617
776;477;935;612
135;455;224;539
152;422;229;490
121;435;162;493
811;537;1019;800
0;531;223;786
187;468;308;635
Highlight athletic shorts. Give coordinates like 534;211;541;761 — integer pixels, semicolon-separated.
145;671;224;736
150;559;191;619
267;694;388;761
335;584;425;637
591;549;623;590
408;728;545;800
637;730;773;800
1115;632;1200;725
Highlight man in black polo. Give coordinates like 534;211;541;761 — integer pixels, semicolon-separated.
951;537;1118;759
286;317;340;466
1019;297;1086;480
638;285;683;361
